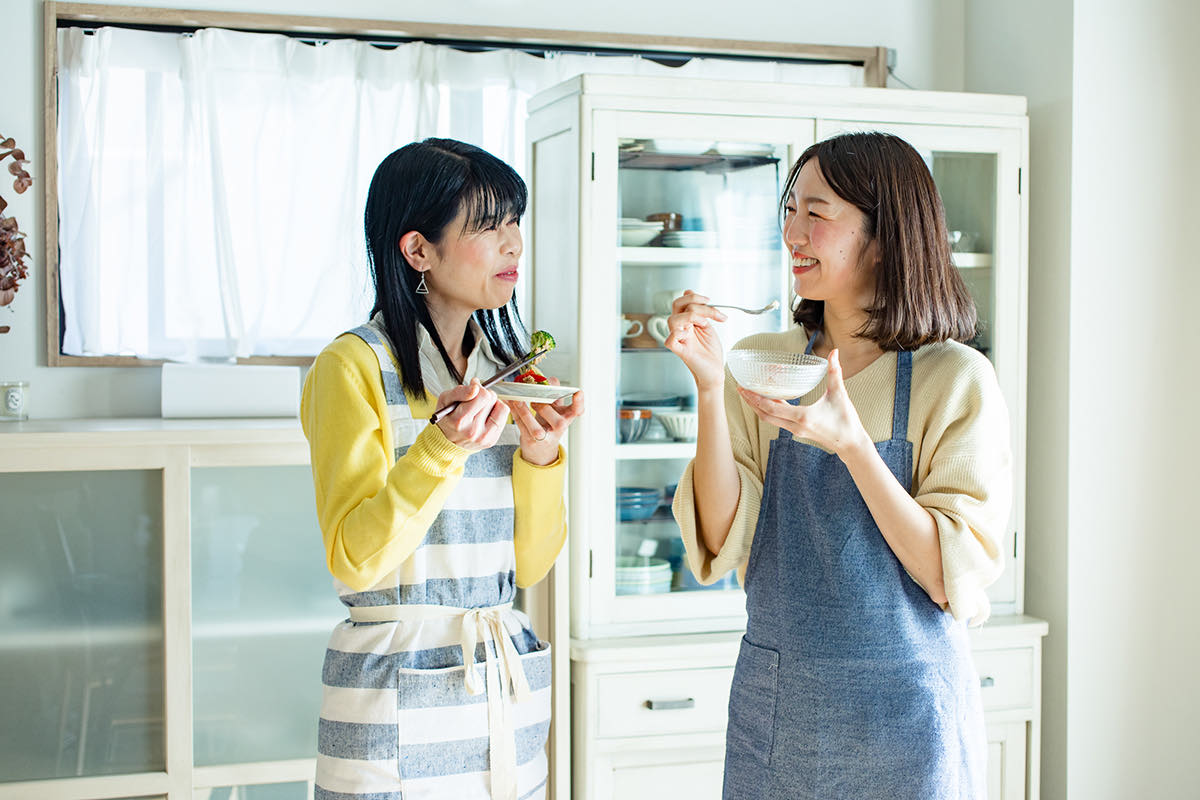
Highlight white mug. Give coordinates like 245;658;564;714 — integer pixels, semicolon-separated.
647;315;671;346
619;315;644;339
653;288;689;315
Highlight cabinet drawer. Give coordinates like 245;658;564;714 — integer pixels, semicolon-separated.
596;667;734;738
973;647;1034;712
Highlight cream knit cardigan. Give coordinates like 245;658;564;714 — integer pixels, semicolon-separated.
672;326;1010;625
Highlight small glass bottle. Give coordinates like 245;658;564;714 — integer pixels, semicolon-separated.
0;380;28;421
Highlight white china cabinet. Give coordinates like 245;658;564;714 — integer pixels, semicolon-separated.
527;74;1046;800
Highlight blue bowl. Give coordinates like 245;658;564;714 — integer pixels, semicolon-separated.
618;500;660;522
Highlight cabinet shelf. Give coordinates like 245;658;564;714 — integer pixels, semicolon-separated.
616;442;695;460
952;252;993;269
192;616;345;640
0;622;161;650
618;246;782;266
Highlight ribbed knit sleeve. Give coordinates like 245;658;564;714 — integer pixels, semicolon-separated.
673;365;767;588
300;334;471;593
512;446;568;588
673;329;809;588
908;345;1010;625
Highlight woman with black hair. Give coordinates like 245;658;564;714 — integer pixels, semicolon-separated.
301;138;583;800
664;132;1008;798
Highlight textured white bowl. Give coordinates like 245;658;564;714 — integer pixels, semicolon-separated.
656;410;698;441
726;349;828;399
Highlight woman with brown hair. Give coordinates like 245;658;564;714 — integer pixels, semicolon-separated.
664;131;1008;798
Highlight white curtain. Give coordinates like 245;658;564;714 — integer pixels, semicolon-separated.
56;27;860;359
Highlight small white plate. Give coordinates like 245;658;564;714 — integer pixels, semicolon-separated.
493;381;579;404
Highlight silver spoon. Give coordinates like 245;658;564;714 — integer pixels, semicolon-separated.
708;299;780;315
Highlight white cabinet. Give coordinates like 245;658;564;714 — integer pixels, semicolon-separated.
0;420;343;800
570;634;738;800
528;74;1046;800
572;617;1047;800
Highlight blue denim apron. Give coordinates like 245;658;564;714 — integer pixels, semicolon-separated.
722;346;987;799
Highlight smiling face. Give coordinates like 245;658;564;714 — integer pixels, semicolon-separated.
782;159;878;313
421;207;523;318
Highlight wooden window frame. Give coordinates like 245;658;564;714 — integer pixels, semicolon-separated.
42;0;887;367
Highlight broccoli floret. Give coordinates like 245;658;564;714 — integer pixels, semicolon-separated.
529;330;556;360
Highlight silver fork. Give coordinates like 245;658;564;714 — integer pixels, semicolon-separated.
708;299;780;315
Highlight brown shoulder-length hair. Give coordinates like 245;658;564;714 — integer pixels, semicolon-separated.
781;131;977;350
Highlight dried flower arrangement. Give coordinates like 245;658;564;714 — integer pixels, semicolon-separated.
0;134;33;334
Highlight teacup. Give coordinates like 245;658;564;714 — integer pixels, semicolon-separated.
653;288;689;315
647;315;671;346
619;314;645;339
628;314;667;347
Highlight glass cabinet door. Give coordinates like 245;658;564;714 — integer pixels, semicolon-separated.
191;465;344;767
0;470;165;783
817;120;1025;613
581;111;815;635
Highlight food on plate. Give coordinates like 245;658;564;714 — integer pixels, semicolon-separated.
516;365;550;385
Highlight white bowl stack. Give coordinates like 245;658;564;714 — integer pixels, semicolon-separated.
619;218;663;247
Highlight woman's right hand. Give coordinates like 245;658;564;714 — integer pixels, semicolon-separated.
663;290;728;392
434;379;510;452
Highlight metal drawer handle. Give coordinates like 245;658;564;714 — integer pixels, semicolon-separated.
645;697;695;711
980;676;995;688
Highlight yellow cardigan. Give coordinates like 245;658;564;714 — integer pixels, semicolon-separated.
300;332;567;593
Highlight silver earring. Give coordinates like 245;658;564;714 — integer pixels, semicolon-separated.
415;274;429;295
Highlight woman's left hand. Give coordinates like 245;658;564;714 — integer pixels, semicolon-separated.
735;349;872;460
511;378;586;466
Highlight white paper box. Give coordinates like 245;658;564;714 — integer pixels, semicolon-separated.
161;362;300;418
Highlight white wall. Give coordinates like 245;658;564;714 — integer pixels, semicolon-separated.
1068;0;1200;795
0;0;963;418
967;0;1200;797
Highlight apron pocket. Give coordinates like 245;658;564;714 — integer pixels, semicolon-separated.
395;661;491;793
725;637;779;767
394;639;554;796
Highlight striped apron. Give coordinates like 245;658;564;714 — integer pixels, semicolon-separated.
314;318;552;800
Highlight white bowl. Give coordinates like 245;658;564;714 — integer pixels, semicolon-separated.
726;349;828;399
656;410;698;441
620;227;660;247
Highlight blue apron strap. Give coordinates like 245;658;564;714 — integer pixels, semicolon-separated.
892;349;913;442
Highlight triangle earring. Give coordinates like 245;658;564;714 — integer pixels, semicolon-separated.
415;274;429;295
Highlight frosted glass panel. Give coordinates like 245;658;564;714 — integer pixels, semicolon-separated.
0;470;164;782
195;782;309;799
931;151;998;361
191;466;344;766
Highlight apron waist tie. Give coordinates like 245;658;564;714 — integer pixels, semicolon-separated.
348;603;531;800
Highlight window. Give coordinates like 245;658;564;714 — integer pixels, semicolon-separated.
48;7;875;364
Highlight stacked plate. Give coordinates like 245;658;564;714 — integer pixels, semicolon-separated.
619;218;663;247
615;556;673;595
661;230;718;248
